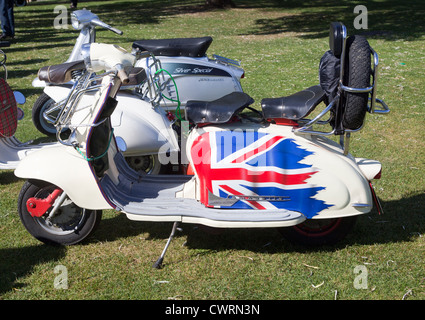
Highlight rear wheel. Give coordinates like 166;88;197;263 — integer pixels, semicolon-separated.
18;180;102;245
278;216;357;246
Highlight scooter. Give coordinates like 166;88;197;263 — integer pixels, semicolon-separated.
0;42;57;170
15;22;389;268
32;8;244;137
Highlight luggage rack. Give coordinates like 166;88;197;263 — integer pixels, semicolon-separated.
134;51;172;108
54;70;111;146
212;54;241;67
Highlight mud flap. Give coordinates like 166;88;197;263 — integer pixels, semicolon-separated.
369;182;383;215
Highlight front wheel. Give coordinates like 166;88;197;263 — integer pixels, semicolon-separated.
18;180;102;245
32;93;59;136
278;216;357;246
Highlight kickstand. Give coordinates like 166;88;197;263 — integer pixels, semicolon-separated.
153;221;180;269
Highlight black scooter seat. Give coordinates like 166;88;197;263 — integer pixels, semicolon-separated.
186;92;254;125
261;85;325;121
132;36;213;57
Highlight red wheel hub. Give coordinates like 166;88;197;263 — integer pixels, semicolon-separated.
26;188;63;217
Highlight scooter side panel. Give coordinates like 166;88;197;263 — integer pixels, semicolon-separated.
112;92;180;156
187;124;373;219
135;56;243;109
14;144;112;210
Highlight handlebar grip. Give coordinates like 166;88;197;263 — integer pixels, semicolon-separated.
110;27;123;35
117;68;129;85
91;19;123;35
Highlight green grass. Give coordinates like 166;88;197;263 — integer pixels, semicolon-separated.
1;0;425;300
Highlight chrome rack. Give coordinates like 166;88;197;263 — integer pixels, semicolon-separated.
54;70;114;146
294;44;389;155
212;54;241;67
135;51;169;108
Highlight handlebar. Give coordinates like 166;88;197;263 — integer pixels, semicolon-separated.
83;43;134;85
116;64;129;84
91;18;123;35
71;9;123;35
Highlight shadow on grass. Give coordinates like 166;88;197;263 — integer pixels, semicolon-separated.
236;0;425;41
0;244;66;294
0;171;21;185
3;0;421;92
14;0;425;45
1;191;421;288
90;191;425;256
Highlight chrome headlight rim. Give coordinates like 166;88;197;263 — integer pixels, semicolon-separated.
71;13;82;30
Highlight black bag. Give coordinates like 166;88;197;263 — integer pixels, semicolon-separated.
319;50;340;105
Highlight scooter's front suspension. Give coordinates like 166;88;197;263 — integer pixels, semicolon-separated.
26;188;64;217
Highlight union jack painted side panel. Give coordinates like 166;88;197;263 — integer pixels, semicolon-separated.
190;130;332;219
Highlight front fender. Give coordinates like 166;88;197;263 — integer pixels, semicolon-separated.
14;144;112;210
44;85;72;102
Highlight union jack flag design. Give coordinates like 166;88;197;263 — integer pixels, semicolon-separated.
191;130;332;218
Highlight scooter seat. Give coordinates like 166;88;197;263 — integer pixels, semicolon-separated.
186;92;254;125
38;60;85;84
132;37;213;57
261;85;325;121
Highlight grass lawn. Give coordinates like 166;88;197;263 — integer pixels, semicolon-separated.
0;0;424;301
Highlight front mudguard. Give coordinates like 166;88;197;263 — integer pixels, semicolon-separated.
14;144;112;210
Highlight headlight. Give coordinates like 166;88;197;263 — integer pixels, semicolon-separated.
71;13;82;30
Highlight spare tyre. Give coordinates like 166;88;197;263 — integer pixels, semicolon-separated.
342;35;371;130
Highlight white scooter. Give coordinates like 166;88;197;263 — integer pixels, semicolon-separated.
32;9;244;135
32;9;244;174
15;23;389;268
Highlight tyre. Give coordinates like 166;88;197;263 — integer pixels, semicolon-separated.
32;93;59;136
278;216;357;246
18;180;102;245
342;35;371;130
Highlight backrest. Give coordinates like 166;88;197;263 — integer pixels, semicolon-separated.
329;22;346;58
